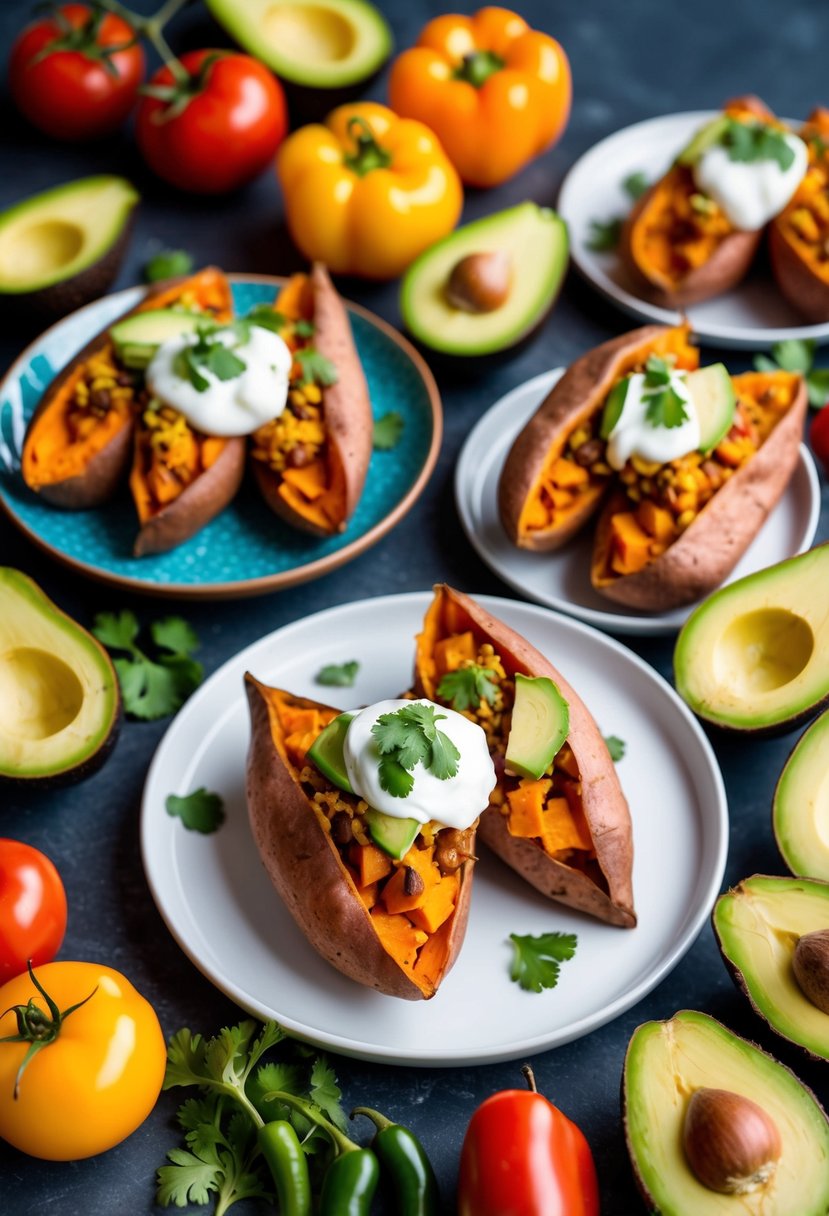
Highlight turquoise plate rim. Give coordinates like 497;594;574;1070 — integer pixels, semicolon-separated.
0;273;442;600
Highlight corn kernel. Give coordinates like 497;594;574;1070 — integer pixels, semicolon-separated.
591;461;612;476
569;426;590;450
303;383;322;405
675;491;697;513
631;455;662;476
676;509;696;530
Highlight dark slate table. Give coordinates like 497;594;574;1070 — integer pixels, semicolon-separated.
2;0;827;1211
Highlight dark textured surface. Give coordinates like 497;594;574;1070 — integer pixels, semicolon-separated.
1;0;828;1211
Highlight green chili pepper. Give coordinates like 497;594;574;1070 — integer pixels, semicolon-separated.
257;1120;312;1216
353;1106;440;1216
319;1147;380;1216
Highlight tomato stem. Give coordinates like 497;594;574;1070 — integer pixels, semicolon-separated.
0;961;97;1100
98;0;191;84
521;1064;538;1093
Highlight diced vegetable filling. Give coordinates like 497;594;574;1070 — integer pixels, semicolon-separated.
634;164;733;287
781;117;829;277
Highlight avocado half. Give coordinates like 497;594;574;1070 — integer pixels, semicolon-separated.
0;568;120;784
674;544;829;733
774;710;829;881
714;874;829;1061
624;1009;829;1215
0;176;138;318
400;203;569;357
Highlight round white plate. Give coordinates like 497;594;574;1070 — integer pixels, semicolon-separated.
141;592;728;1067
558;110;829;349
455;370;820;637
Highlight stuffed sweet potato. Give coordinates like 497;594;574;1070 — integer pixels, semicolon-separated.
21;267;233;510
413;586;636;928
770;108;829;321
244;674;482;999
249;263;372;536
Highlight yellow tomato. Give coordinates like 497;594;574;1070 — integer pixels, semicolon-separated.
0;961;165;1160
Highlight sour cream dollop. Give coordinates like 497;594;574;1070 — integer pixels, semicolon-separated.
146;325;292;436
606;371;699;471
343;698;496;830
692;133;808;231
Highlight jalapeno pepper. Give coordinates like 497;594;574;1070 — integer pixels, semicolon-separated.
257;1120;312;1216
353;1106;440;1216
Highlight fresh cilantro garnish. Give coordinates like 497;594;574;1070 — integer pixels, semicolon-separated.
508;931;578;993
166;788;225;834
642;354;689;429
604;735;626;762
144;249;194;283
371;703;460;798
754;338;829;408
586;217;622;251
623;170;649;200
372;411;405;451
722;118;795;171
174;322;247;393
156;1093;270;1212
308;1056;349;1132
437;664;499;712
294;318;316;338
246;304;287;333
294;347;338;388
315;660;360;687
92;610;203;720
810;133;829;159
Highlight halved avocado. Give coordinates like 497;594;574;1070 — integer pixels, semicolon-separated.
505;674;569;780
714;874;829;1061
624;1009;829;1215
400;203;569;356
0;568;120;784
0;177;138;318
674;545;829;733
774;710;829;880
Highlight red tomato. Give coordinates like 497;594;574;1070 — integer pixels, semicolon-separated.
136;50;288;193
8;3;145;141
0;840;67;982
811;404;829;477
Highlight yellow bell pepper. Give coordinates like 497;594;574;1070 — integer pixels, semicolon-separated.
276;101;463;280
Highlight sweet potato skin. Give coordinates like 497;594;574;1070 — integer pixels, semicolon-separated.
769;222;829;322
243;674;474;999
414;585;636;928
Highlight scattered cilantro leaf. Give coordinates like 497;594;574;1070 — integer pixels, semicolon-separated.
93;611;203;720
144;249;194;283
509;931;578;993
294;318;316;338
372;703;460;796
151;616;200;656
372;411;405;451
295;347;338;388
623;170;649;199
753;339;829;408
437;665;499;712
166;788;225;834
91;609;139;651
604;735;626;762
248;1062;307;1120
723;118;795;171
156;1144;220;1207
771;337;815;372
586;217;622;251
246;304;287;333
309;1056;347;1131
315;660;359;687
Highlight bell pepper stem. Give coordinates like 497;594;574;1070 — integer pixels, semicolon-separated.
351;1105;394;1133
344;117;393;176
521;1064;538;1093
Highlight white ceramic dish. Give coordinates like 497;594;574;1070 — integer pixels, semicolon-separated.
141;592;728;1067
455;370;820;637
557;110;829;349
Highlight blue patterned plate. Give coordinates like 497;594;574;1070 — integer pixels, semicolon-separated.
0;275;441;599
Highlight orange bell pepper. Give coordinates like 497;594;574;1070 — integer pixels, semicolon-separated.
276;101;463;279
388;7;571;188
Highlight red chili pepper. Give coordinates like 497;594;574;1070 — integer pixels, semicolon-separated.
457;1066;600;1216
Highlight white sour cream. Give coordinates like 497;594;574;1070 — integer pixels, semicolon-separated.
343;698;496;830
693;133;808;231
146;325;292;436
606;372;699;471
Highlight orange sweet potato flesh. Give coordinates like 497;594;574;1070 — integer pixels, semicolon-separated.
244;674;475;999
499;324;697;551
770;108;829;321
414;585;636;928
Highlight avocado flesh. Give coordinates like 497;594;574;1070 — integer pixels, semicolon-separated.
715;875;829;1060
0;568;119;782
205;0;391;88
674;546;829;732
110;309;204;370
0;177;138;296
307;711;355;793
677;115;730;166
366;809;420;860
400;203;568;356
687;363;735;451
774;711;829;880
624;1010;829;1215
505;674;569;780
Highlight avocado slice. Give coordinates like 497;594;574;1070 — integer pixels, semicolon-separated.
0;568;120;784
307;711;355;793
774;710;829;881
110;309;205;370
714;874;829;1061
687;363;736;452
674;545;829;732
505;674;569;780
676;114;731;166
624;1009;829;1214
400;203;568;356
204;0;391;89
599;376;630;439
365;808;420;860
0;176;138;317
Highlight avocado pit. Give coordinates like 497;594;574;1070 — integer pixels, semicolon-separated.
793;930;829;1014
683;1087;782;1194
445;251;513;314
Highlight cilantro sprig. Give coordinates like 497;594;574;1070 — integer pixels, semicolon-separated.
509;931;578;993
722;118;796;171
166;788;225;834
643;354;689;429
437;664;499;712
173;322;247;393
586;217;622;252
603;735;626;762
371;703;460;798
144;249;194;283
372;411;405;451
315;660;360;687
754;339;829;408
622;170;650;200
294;347;338;389
92;610;203;720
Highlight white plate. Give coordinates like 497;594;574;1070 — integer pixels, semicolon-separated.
141;592;727;1067
558;111;829;349
455;371;820;637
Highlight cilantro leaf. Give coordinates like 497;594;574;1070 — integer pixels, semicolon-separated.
309;1056;347;1131
156;1145;219;1207
377;755;415;798
151;616;200;657
430;729;461;780
395;728;430;772
623;170;649;200
166;788;225;834
295;347;338;388
246;304;287;333
604;735;626;762
373;411;405;451
92;609;139;652
586;217;622;251
315;660;359;687
723;118;795;171
372;703;460;794
144;249;194;283
645;384;689;429
248;1061;307;1121
95;612;204;720
753;339;829;408
294;318;316;338
372;711;411;754
509;931;578;993
437;665;499;712
644;354;674;387
208;343;247;382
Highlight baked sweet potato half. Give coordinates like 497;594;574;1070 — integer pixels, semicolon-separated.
244;674;477;999
413;585;636;928
250;263;372;537
770;108;829;321
21;267;232;510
